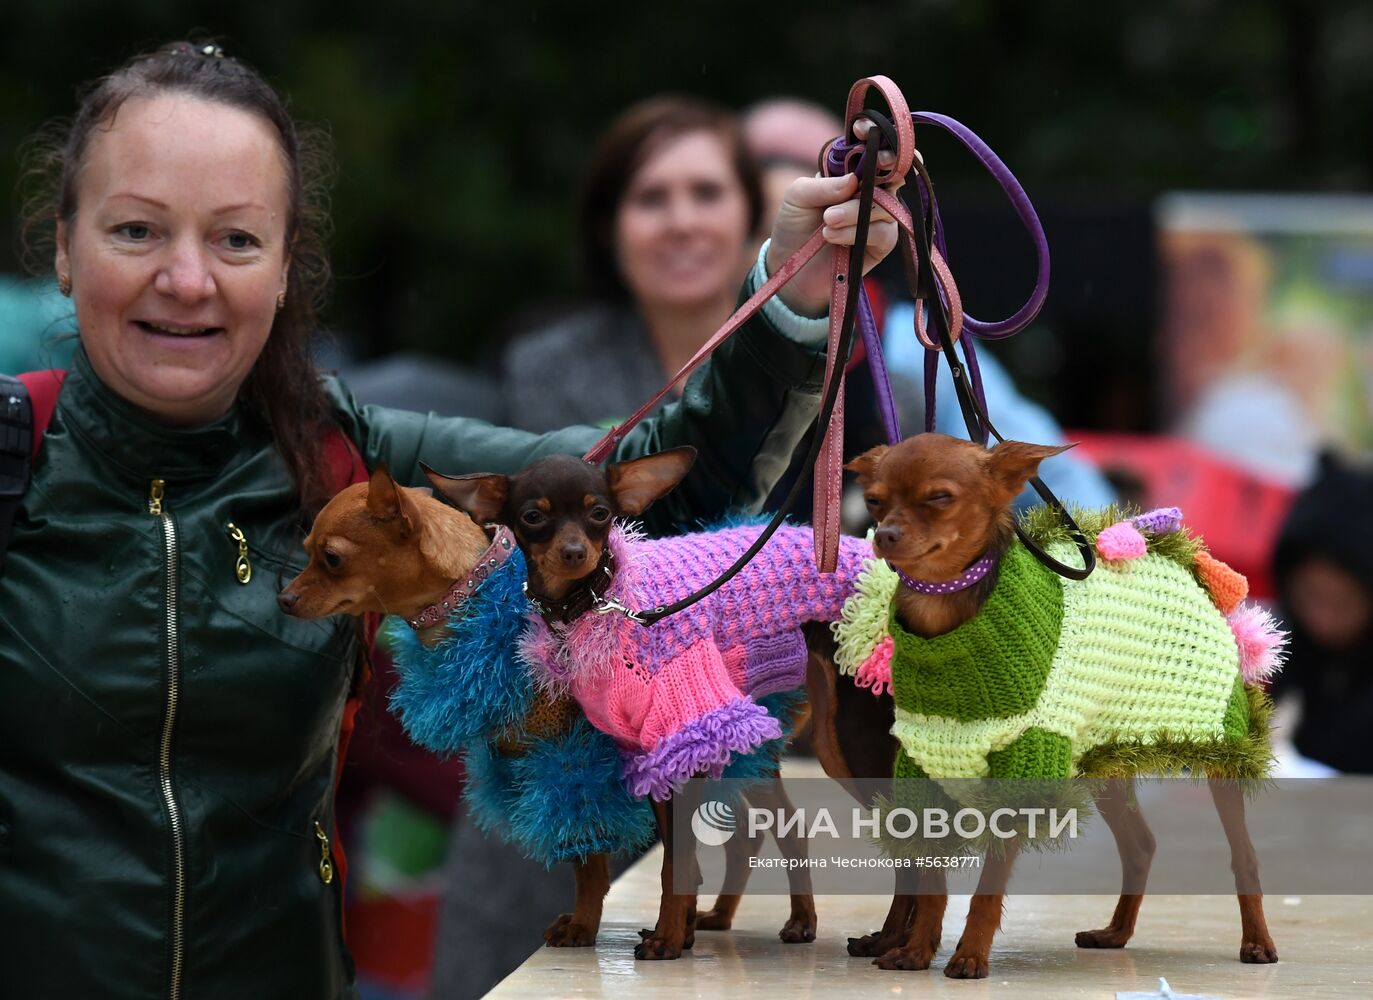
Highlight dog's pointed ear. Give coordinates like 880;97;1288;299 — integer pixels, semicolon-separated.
367;463;417;535
986;441;1074;503
845;445;889;486
422;462;508;525
607;446;697;517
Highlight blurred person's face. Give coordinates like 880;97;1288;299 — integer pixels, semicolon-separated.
56;93;291;425
614;129;750;311
1287;557;1372;651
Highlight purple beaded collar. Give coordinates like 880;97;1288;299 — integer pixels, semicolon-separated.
890;550;997;595
406;525;516;630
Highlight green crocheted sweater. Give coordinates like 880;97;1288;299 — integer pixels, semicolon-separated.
835;522;1272;782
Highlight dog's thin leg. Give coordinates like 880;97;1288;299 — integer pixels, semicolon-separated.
748;775;818;943
942;841;1019;979
1076;777;1155;949
874;866;947;970
1209;777;1278;964
850;865;917;957
635;792;699;961
544;853;610;947
696;792;761;933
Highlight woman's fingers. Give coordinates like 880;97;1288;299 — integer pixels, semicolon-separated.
784;173;858;210
821;193;898;243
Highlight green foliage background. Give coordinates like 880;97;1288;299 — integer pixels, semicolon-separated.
3;1;1370;363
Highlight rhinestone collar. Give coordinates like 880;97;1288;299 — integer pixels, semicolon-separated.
406;524;516;629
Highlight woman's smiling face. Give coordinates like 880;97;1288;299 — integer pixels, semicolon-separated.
57;92;291;425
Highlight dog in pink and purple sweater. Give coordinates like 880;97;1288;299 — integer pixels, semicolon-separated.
519;523;870;800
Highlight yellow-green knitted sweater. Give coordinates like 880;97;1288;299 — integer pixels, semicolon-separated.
834;515;1274;783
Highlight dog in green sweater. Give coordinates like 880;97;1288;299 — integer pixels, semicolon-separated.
840;434;1284;978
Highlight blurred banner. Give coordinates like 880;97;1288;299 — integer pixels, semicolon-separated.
1156;193;1373;486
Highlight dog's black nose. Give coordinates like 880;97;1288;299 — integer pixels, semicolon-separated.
874;525;902;552
277;590;299;614
560;543;587;567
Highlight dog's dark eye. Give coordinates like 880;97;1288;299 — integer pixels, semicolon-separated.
588;506;611;524
864;494;882;509
323;550;342;570
521;509;546;528
926;492;954;507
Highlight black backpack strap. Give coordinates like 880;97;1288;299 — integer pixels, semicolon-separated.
0;374;35;575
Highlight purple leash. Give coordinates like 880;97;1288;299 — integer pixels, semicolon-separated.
827;113;1051;440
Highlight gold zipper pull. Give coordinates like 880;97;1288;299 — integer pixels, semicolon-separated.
314;821;334;885
148;479;166;515
225;522;251;584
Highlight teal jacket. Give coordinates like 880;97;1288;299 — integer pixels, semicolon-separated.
0;309;824;1000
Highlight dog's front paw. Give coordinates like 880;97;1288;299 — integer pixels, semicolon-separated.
1240;937;1279;963
943;949;990;979
1075;926;1132;949
637;926;693;950
634;933;685;960
543;913;596;947
779;912;817;944
874;944;934;971
695;907;732;931
848;930;899;957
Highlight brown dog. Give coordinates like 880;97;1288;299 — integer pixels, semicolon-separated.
845;432;1280;977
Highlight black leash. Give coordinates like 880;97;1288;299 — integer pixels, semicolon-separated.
863;110;1095;581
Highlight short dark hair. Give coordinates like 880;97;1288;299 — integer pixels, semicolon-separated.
576;96;763;301
20;41;338;515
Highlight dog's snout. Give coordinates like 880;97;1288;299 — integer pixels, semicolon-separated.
277;589;300;615
560;543;587;568
874;524;902;552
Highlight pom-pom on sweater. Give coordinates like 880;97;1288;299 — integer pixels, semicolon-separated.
521;523;869;800
834;508;1282;783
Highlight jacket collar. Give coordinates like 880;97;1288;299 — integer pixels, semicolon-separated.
59;346;249;482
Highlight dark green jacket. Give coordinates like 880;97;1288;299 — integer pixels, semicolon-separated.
0;314;824;1000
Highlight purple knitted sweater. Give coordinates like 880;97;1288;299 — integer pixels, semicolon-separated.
518;523;869;800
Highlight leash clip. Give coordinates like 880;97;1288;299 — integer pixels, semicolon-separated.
590;593;651;625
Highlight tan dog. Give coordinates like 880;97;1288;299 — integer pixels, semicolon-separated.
845;433;1279;977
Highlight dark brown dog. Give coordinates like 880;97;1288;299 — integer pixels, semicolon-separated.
426;449;836;959
845;432;1279;977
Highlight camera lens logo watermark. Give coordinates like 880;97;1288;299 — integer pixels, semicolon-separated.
691;800;736;846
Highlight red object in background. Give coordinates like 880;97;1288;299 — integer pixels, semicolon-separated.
337;651;465;995
1069;432;1296;600
347;891;441;997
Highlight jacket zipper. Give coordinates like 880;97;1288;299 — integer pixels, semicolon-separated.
149;478;186;1000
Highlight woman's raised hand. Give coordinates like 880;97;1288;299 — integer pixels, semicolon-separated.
766;118;903;317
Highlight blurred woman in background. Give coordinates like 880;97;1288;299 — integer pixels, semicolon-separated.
501;96;765;431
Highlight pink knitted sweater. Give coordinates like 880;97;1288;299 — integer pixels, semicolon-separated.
519;524;869;800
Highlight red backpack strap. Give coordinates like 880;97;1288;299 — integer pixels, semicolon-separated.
319;423;375;902
1;371;67;575
18;370;67;458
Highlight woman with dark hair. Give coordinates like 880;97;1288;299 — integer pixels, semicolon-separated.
0;43;899;998
502;95;783;432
